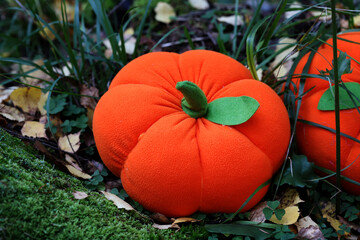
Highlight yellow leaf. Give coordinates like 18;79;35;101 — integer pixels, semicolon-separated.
154;2;176;24
10;87;42;115
172;217;199;225
21;121;48;139
37;91;49;115
320;201;349;236
65;164;92;179
20;59;50;85
101;191;134;211
37;20;56;40
0;104;25;122
58;132;81;153
53;0;75;22
87;108;94;130
354;15;360;27
279;188;304;209
270;206;300;225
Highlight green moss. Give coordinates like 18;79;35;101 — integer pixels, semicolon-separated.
0;129;208;239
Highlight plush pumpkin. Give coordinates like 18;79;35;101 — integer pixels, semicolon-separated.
293;32;360;195
93;50;291;217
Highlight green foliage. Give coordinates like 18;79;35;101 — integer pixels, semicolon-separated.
48;93;67;114
272;225;296;240
0;129;208;239
274;154;318;188
61;114;88;133
85;169;108;191
263;201;285;221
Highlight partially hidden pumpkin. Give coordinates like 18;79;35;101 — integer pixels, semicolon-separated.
292;32;360;195
93;50;291;217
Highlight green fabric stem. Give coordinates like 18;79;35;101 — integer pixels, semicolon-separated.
176;81;208;118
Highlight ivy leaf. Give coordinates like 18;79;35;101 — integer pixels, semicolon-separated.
318;82;360;111
205;96;259;125
274;154;318;188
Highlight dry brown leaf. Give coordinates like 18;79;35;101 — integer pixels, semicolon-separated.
73;191;89;200
296;216;325;240
10;87;42;115
58;132;81;153
101;191;134;211
80;85;98;109
21;121;48;139
249;201;267;223
151;213;171;224
189;0;209;10
270;206;300;225
0;86;17;103
66;164;92;179
217;15;244;26
154;2;176;24
0;104;26;122
86;108;94;130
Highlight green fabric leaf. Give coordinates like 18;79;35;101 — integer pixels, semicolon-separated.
318;82;360;111
273;154;318;188
263;207;274;220
205;224;271;240
205;96;259;125
267;201;280;210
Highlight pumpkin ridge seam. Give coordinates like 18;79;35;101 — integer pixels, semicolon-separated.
194;120;204;212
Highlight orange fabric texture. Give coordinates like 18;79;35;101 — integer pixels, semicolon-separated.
293;32;360;195
93;50;291;217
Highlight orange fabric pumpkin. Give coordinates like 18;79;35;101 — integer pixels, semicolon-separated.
293;32;360;195
93;50;291;216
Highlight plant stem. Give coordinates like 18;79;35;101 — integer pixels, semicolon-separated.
176;81;208;118
330;0;341;215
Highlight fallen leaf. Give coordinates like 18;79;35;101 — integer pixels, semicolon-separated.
270;38;298;77
53;0;75;22
154;2;176;24
73;191;89;200
152;223;179;230
295;216;325;240
270;206;300;225
66;164;92;179
189;0;209;10
10;87;42;115
37;91;49;115
0;86;17;103
80;85;98;109
65;154;82;171
101;191;134;211
19;59;50;86
21;121;48;139
104;28;136;56
58;132;81;153
151;213;171;224
53;65;72;76
0;104;26;122
172;217;199;225
249;201;267;223
354;15;360;27
320;201;349;236
278;188;304;209
86;108;94;130
217;15;244;26
37;19;56;41
285;1;302;19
